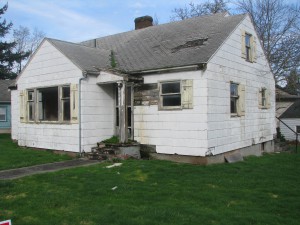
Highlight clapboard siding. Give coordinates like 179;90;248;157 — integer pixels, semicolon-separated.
14;40;82;152
279;119;300;141
206;15;276;155
134;70;209;156
80;76;115;152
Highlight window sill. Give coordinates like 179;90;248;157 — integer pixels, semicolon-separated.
158;107;182;111
24;121;72;125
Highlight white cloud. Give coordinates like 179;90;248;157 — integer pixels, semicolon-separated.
7;0;123;41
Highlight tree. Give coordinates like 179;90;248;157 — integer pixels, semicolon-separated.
236;0;300;84
284;69;300;96
13;26;45;73
0;4;29;79
170;0;228;21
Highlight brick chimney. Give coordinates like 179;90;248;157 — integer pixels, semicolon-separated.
134;16;153;30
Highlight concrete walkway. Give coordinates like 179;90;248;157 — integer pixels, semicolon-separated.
0;159;101;180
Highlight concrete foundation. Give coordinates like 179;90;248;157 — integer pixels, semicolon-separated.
0;129;11;134
148;140;274;165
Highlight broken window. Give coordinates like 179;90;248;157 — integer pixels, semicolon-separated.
25;85;71;123
0;106;6;121
38;87;59;121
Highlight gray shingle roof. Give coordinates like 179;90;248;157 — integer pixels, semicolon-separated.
81;13;246;72
47;38;111;73
0;80;14;102
46;13;246;74
280;100;300;119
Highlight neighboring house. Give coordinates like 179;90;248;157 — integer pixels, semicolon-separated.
10;13;276;163
276;87;300;128
0;80;14;133
279;100;300;141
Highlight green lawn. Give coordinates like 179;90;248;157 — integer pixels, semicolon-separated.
0;151;299;225
0;134;72;170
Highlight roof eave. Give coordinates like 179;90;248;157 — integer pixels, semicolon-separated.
129;64;206;75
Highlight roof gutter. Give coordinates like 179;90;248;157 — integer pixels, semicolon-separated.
130;64;206;75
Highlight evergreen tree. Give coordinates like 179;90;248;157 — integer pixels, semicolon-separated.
0;3;29;79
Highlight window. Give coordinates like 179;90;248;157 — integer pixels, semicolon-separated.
245;33;251;61
161;81;181;108
258;88;270;109
230;82;245;116
62;86;71;121
296;126;300;134
0;106;7;121
21;85;75;123
230;83;239;114
241;30;256;62
261;88;266;107
159;80;193;110
27;90;35;121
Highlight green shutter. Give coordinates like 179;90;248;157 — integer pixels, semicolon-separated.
182;80;193;109
70;84;79;123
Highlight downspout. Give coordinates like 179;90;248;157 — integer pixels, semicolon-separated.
79;72;88;156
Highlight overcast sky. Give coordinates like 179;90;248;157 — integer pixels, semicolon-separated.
3;0;299;42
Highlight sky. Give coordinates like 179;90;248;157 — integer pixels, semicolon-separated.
3;0;299;43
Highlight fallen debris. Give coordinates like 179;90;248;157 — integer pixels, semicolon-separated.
106;163;122;169
112;186;118;191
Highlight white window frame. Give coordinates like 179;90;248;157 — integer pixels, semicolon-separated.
0;106;7;122
159;80;182;110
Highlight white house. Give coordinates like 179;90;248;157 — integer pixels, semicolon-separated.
279;100;300;142
11;13;276;163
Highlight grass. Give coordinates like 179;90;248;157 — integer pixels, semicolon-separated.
0;134;72;170
0;151;299;225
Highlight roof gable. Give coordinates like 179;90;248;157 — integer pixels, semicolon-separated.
47;38;111;73
280;100;300;119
